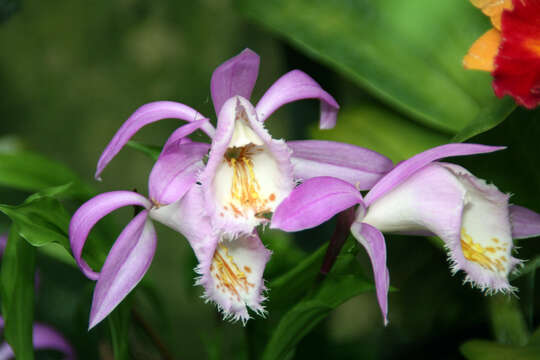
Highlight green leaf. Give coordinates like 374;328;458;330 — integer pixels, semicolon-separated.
460;340;540;360
268;241;329;311
238;0;504;133
0;151;92;198
254;230;306;281
310;106;449;163
0;193;107;270
108;298;131;360
261;247;374;360
488;295;529;346
453;97;517;142
0;226;36;360
126;140;161;161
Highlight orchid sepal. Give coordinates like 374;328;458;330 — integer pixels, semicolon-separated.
95;101;214;180
255;69;339;129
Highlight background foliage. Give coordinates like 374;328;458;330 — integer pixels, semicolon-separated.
0;0;539;359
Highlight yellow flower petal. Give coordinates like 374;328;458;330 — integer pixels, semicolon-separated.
471;0;513;29
463;28;501;72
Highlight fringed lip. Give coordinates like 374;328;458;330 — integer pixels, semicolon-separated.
150;186;271;323
363;162;520;293
195;232;271;324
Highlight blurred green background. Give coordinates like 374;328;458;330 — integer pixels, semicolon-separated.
1;0;539;359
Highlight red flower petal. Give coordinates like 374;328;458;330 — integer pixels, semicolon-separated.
493;0;540;109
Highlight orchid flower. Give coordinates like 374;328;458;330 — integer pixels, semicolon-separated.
70;49;393;327
272;143;540;325
0;236;75;360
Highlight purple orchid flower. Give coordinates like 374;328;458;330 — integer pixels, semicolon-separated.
272;143;540;325
0;236;75;359
70;49;393;327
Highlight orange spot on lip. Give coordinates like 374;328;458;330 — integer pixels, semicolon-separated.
492;238;500;243
269;193;276;201
244;266;251;273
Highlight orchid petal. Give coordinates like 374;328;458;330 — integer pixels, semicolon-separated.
0;320;74;360
89;210;156;329
211;49;260;115
364;143;505;206
150;187;270;322
287;140;393;189
200;96;295;236
148;141;209;205
510;205;540;239
271;176;363;232
162;119;211;149
0;234;6;257
95;101;214;180
32;323;75;359
150;185;215;261
0;342;13;360
199;232;271;323
350;222;389;326
255;70;339;129
442;163;517;291
363;164;466;237
364;163;518;292
69;191;151;280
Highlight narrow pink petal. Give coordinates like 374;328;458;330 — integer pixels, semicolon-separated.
89;210;156;329
211;49;260;115
271;177;363;232
162;119;211;149
287;140;393;190
255;70;339;129
364;143;505;206
350;222;389;326
0;343;13;360
510;205;540;239
33;323;75;359
148;141;209;205
69;191;151;280
95;101;213;180
0;234;6;258
0;321;74;359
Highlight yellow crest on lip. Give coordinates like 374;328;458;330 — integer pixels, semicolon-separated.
461;228;507;273
211;243;253;302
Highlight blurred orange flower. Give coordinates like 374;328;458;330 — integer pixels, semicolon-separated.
464;0;540;109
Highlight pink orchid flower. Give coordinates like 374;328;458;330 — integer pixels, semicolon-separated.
69;49;393;327
272;143;540;325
